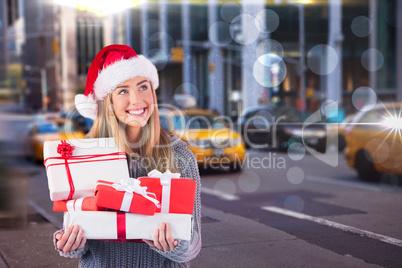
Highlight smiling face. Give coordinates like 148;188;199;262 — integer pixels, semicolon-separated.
111;77;155;129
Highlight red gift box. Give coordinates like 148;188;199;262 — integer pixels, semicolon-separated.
94;180;159;215
138;170;196;214
53;196;106;212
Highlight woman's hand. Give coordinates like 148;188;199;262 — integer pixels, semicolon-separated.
144;222;178;252
55;224;87;253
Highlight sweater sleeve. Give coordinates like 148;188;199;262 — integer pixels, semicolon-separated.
149;142;202;263
53;229;89;258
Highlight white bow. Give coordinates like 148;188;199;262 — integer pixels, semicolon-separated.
109;178;160;208
147;169;181;181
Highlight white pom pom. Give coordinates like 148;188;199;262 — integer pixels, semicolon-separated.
75;94;98;119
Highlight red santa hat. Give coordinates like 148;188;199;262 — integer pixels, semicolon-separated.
75;44;159;119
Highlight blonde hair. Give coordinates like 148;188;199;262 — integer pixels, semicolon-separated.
86;83;177;173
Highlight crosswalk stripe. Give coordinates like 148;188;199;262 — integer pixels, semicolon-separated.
262;206;402;248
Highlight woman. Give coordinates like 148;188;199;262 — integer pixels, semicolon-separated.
53;44;201;267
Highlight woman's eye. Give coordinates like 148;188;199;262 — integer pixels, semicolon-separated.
118;89;128;95
140;85;148;91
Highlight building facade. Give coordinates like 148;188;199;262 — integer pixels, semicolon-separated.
115;0;402;120
21;1;113;112
1;0;401;119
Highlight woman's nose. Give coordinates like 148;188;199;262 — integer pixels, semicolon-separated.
129;90;140;103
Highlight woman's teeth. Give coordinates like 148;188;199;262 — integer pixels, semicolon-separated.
127;108;145;115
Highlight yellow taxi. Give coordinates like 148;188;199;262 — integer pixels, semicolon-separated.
159;108;246;172
337;113;356;152
344;102;402;181
26;118;86;162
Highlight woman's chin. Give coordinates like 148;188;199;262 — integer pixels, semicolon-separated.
124;119;147;128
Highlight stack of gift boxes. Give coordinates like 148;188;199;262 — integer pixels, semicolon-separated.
43;138;195;242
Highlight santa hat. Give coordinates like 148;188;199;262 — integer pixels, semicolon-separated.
75;44;159;119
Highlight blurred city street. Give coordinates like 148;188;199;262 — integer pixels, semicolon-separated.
1;104;402;267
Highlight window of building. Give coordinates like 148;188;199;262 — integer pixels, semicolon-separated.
77;18;104;75
190;5;208;41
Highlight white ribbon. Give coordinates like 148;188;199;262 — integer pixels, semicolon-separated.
147;169;181;213
66;197;85;211
96;178;160;212
75;197;84;211
66;199;75;211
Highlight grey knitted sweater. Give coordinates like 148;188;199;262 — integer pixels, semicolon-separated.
53;135;202;267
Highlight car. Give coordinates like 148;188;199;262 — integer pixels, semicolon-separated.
159;108;246;172
60;108;94;134
237;106;275;149
344;102;402;181
26;118;86;162
238;106;327;152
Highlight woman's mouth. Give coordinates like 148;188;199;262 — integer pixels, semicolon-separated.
126;107;147;117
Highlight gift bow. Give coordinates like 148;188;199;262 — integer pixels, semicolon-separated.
147;169;181;213
111;178;160;210
57;140;75;200
57;140;75;159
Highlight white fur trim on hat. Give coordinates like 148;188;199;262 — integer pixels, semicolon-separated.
93;55;159;101
75;93;98;119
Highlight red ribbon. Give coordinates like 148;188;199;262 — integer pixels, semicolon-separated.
117;212;126;242
57;140;75;200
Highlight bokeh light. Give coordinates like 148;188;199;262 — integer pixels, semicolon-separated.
209;21;232;46
174;83;200;108
238;171;260;193
145;49;169;70
286;166;305;185
253;54;287;87
351;86;377;111
220;2;240;23
351;16;373;37
230;14;260;45
256;39;284;58
255;9;280;34
307;44;339;75
361;48;385;72
364;138;390;164
287;143;306;161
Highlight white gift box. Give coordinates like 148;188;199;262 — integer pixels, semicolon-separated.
44;138;129;201
63;211;193;241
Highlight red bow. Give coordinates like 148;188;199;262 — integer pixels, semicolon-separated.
57;140;75;199
57;140;75;159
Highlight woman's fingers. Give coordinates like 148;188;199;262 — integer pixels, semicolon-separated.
55;225;87;253
77;236;87;250
144;223;179;252
165;223;175;251
56;225;73;250
63;225;80;253
55;233;62;241
158;223;169;252
152;228;162;250
71;228;84;251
